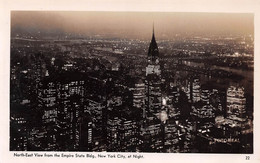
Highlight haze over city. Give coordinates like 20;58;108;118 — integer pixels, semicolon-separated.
11;11;254;40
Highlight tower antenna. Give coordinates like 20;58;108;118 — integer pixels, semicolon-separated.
153;22;154;35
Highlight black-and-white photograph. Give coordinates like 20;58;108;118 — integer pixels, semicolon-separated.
10;11;254;153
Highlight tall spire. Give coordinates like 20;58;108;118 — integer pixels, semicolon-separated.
148;23;159;60
153;22;154;36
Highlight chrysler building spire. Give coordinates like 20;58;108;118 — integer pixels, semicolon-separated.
148;24;159;62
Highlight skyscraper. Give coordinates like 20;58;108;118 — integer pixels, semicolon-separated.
141;26;167;152
226;86;246;119
145;26;162;116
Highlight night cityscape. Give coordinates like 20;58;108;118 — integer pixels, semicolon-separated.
10;11;254;153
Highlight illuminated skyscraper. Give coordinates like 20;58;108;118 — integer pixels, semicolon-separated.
145;26;162;116
141;26;169;152
226;86;246;119
192;78;201;103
